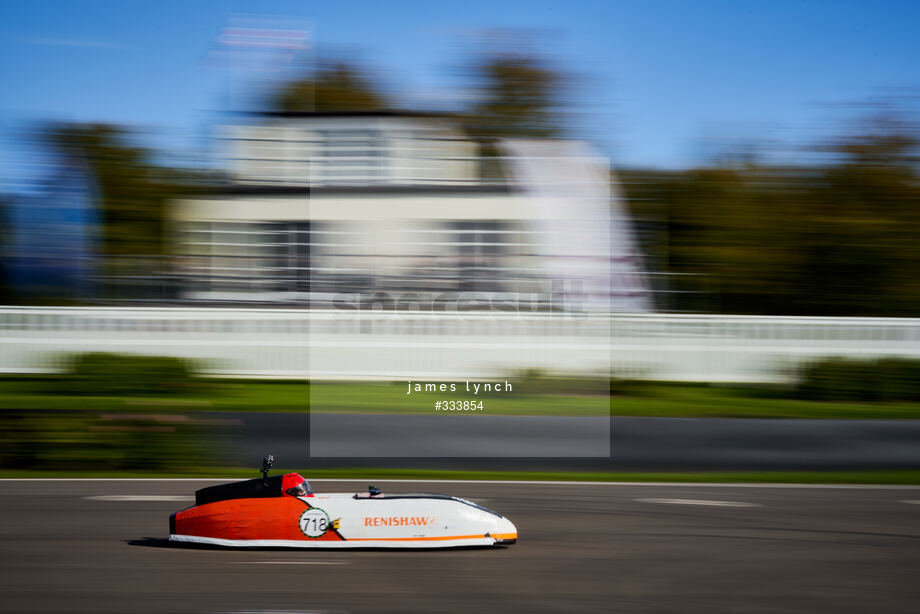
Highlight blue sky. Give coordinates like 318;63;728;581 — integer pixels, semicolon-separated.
1;0;918;184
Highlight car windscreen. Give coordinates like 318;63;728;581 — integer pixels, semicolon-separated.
285;479;313;497
450;496;502;518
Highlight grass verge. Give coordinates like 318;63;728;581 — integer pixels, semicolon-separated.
3;377;920;419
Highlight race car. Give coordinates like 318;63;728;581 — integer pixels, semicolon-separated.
169;456;517;549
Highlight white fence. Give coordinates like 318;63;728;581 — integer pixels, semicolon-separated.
1;307;919;382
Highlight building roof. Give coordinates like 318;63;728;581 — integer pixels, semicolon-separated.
246;109;460;120
196;183;510;197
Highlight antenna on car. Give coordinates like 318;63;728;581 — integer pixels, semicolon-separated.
261;454;274;486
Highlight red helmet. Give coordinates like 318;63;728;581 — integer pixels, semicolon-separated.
282;472;313;497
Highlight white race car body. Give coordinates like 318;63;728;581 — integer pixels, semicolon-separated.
169;475;517;549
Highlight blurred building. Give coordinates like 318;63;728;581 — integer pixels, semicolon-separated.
219;110;479;187
171;110;649;310
6;160;97;300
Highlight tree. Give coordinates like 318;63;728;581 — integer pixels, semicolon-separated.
271;61;389;113
42;124;183;260
794;113;920;316
464;53;565;140
622;111;920;316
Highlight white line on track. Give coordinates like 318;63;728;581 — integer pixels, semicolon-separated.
231;561;348;565
3;478;920;489
900;500;920;505
635;498;760;507
83;495;194;502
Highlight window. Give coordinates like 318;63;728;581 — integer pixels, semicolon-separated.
317;129;384;184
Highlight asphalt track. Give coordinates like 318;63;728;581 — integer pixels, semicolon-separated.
2;480;920;613
225;413;920;469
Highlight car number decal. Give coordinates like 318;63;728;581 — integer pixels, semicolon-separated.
298;508;330;538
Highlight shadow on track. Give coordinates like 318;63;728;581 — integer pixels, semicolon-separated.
125;537;511;552
127;537;222;550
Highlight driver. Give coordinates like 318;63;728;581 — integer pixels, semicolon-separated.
281;472;313;497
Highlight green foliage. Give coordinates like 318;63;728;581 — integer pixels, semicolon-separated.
504;368;610;396
56;352;201;396
0;409;214;471
270;52;565;139
796;356;920;402
465;53;564;140
0;356;229;471
42;124;182;260
623;110;920;315
272;61;389;112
